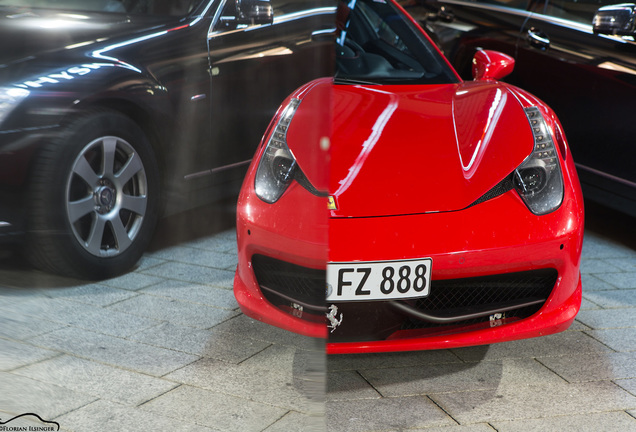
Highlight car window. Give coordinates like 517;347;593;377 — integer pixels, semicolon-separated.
542;0;619;24
0;0;202;16
335;0;458;85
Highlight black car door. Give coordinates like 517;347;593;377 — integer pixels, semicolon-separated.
517;0;636;203
205;0;335;176
417;0;534;79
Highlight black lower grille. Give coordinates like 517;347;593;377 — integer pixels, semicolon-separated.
401;268;558;330
252;254;325;311
328;268;558;342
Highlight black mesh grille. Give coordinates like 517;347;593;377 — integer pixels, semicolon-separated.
401;268;558;330
467;172;515;208
252;254;325;311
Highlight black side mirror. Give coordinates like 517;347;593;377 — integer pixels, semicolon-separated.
236;0;274;25
593;3;636;36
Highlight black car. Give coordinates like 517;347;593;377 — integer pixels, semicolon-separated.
0;0;335;279
407;0;636;217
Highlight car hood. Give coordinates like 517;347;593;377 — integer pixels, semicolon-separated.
0;7;168;67
330;81;534;218
285;78;332;193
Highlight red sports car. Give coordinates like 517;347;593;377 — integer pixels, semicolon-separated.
233;0;584;354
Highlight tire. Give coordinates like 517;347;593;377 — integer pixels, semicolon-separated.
26;109;160;280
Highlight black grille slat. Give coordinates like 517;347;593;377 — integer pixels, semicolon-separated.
252;254;325;310
401;268;558;330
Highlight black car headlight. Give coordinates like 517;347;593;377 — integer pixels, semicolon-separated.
254;98;301;203
513;107;564;215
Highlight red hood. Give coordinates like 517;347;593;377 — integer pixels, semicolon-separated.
284;78;332;192
329;81;534;218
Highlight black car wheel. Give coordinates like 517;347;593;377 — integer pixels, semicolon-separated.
27;110;160;280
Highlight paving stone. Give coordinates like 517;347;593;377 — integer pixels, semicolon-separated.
130;321;271;363
327;349;461;372
491;411;636;432
263;411;326;432
568;319;591;331
0;268;79;290
587;328;636;352
213;314;319;350
140;261;235;286
584;289;636;309
407;425;496;432
107;293;238;329
0;308;66;340
327;370;381;401
580;259;622;274
140;279;238;310
12;297;159;339
537;351;636;382
146;245;237;269
0;338;59;371
100;271;165;291
580;297;602;310
429;381;636;424
14;355;178;406
360;358;563;397
616;378;636;396
56;399;213;431
582;233;636;259
29;327;198;376
450;331;611;362
576;308;636;329
326;396;453;431
581;273;620;291
134;255;167;272
0;285;47;306
186;229;237;253
37;283;139;307
164;345;321;413
596;273;636;289
609;257;636;272
0;372;97;419
140;385;287;432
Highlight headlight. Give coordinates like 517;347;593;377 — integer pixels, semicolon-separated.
0;87;29;125
513;107;564;215
254;98;301;203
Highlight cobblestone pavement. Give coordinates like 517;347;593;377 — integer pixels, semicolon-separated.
2;202;636;431
0;204;325;432
326;203;636;431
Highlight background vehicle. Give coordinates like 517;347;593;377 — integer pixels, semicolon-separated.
0;0;335;279
410;0;636;217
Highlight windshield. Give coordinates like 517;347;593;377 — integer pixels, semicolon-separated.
335;0;458;85
0;0;203;16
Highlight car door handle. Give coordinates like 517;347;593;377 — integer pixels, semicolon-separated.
527;28;550;50
311;28;337;42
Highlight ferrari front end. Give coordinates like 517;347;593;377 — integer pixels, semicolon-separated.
233;79;331;339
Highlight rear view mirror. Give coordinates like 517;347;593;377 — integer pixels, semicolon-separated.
472;50;515;81
236;0;274;25
593;3;636;36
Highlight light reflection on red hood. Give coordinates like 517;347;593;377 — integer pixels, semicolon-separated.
329;81;534;218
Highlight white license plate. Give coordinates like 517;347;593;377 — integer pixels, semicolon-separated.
326;258;432;301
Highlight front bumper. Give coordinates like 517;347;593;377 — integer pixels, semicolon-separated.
234;151;584;353
326;186;583;353
234;180;329;339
